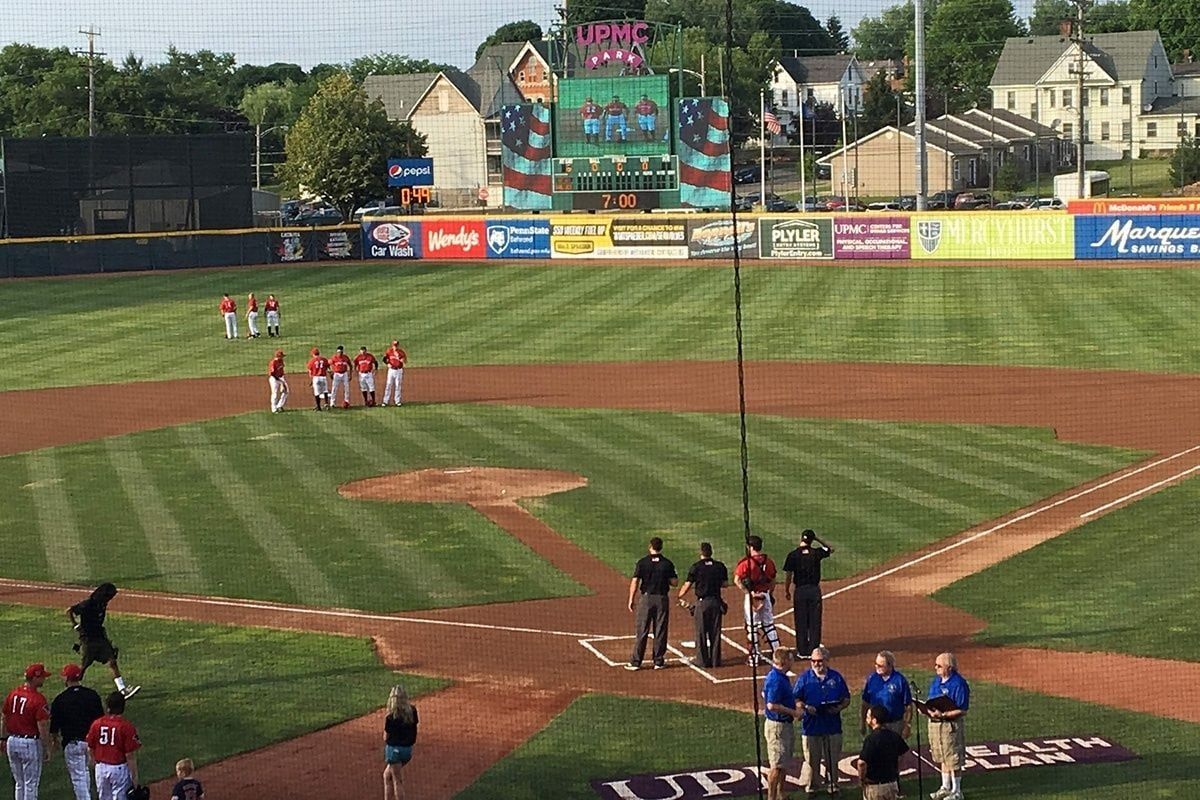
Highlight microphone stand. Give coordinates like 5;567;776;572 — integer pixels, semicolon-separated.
913;688;924;799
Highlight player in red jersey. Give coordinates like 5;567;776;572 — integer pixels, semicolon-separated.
734;535;781;665
264;294;281;337
354;346;378;407
329;345;353;409
219;293;238;339
381;340;407;407
580;96;602;144
306;348;332;411
86;691;141;800
246;292;260;339
268;350;288;413
2;663;53;800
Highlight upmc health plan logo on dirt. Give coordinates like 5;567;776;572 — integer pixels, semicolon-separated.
485;219;551;258
362;221;421;259
590;735;1137;800
423;219;487;259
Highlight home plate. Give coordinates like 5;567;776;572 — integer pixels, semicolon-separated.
681;640;695;648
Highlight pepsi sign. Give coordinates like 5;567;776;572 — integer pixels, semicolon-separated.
387;158;435;187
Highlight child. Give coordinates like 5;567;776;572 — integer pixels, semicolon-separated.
171;758;205;800
384;684;419;800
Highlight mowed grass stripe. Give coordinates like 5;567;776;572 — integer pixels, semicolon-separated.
496;268;635;355
178;425;341;605
24;450;89;582
555;268;704;356
102;438;206;593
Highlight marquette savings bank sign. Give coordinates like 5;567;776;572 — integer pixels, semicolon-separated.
911;213;1074;260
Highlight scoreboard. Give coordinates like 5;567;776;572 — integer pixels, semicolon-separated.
552;155;680;211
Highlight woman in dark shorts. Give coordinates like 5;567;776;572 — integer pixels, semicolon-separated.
384;684;418;800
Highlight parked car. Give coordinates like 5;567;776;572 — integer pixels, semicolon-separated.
1030;196;1066;210
866;200;903;212
993;199;1029;210
733;165;762;184
821;196;865;212
796;195;825;212
814;162;832;180
361;206;410;218
928;190;962;210
292;207;344;225
894;195;917;211
740;191;796;212
280;199;301;221
351;199;388;221
953;192;993;210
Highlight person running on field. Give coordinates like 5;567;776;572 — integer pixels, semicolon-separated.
67;584;140;699
383;684;418;800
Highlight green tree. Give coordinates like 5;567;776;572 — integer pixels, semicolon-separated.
995;160;1022;192
280;72;426;219
1169;134;1200;188
239;81;297;129
1028;0;1073;34
1131;0;1200;59
925;0;1025;111
1089;1;1134;31
825;16;850;51
567;0;648;24
344;53;453;84
859;69;904;134
852;0;938;61
475;20;544;61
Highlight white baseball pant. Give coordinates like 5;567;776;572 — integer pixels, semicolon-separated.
6;737;44;800
246;310;259;337
358;372;376;393
269;376;289;412
64;740;93;800
223;311;238;339
94;762;131;800
266;310;280;328
383;367;404;405
744;591;780;653
312;376;330;397
332;373;351;405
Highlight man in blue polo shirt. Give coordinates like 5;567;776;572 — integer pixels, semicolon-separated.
860;650;913;739
796;645;851;796
925;652;970;800
762;648;802;800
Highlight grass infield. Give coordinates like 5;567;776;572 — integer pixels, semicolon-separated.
936;475;1200;663
4;264;1200;389
0;405;1136;611
457;680;1200;799
0;603;445;796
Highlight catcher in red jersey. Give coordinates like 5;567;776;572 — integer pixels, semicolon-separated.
382;340;407;407
734;535;781;665
306;348;332;411
268;350;288;413
354;346;378;407
329;345;353;408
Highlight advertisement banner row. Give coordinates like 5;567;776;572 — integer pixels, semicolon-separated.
359;213;1200;262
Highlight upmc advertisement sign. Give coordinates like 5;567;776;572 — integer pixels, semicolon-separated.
1075;214;1200;259
910;213;1073;260
386;158;434;187
362;221;422;259
423;219;487;259
485;219;551;258
834;216;910;259
759;217;834;259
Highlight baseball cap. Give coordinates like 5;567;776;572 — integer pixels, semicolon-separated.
311;347;320;355
61;664;83;681
391;340;399;346
24;663;50;680
801;529;815;543
336;345;344;351
275;350;284;358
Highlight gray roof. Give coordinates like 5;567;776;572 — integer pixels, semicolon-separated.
991;30;1161;87
975;107;1062;137
1144;95;1200;116
441;69;482;110
901;123;983;156
365;72;440;121
1172;61;1200;77
927;118;991;148
777;54;854;85
468;42;527;74
467;60;524;118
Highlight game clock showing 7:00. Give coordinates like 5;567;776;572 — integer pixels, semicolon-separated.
554;155;677;211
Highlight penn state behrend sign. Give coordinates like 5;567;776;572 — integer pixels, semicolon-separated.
590;735;1137;799
386;158;434;187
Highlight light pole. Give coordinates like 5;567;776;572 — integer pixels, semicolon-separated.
897;93;903;197
668;67;706;97
1069;0;1090;198
255;124;288;189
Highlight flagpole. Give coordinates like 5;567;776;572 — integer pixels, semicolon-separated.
760;90;767;207
799;101;807;210
840;92;850;210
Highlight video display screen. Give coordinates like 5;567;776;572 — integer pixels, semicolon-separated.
555;75;671;158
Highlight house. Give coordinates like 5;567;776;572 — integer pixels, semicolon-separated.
989;30;1191;160
366;58;524;207
769;54;866;142
816;110;1064;197
470;40;561;103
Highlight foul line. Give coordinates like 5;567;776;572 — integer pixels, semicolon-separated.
1079;464;1200;518
0;578;598;639
822;444;1200;601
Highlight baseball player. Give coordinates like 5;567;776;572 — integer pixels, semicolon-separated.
86;692;141;800
2;663;53;800
306;348;332;411
219;293;238;339
329;345;353;408
67;583;140;699
51;663;105;800
580;96;602;144
268;350;288;413
381;340;407;407
634;94;659;141
264;294;281;337
605;95;628;142
734;535;781;665
246;292;260;338
354;346;378;407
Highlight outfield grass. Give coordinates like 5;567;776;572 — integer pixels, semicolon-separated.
0;405;1137;610
4;264;1200;390
458;680;1200;799
0;604;445;796
936;475;1200;663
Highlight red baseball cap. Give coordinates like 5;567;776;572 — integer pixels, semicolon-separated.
61;664;83;681
24;663;50;680
275;350;284;358
311;347;320;355
391;340;399;346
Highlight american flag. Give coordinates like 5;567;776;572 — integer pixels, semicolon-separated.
763;108;782;136
677;97;732;208
500;103;553;210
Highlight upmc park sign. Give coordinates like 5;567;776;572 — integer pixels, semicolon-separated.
590;735;1137;800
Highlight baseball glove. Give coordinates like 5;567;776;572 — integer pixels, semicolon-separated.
127;785;151;800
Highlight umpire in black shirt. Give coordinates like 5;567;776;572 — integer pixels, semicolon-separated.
783;529;834;656
678;543;729;668
51;663;104;800
626;537;677;671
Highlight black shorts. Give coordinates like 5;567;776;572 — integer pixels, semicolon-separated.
80;636;117;668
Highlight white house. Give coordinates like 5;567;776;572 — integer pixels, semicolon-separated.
989;30;1191;160
770;54;866;141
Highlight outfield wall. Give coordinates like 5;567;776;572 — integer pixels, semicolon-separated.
3;210;1199;277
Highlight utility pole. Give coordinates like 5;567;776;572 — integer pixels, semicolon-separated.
76;26;105;137
1069;1;1089;198
914;0;929;209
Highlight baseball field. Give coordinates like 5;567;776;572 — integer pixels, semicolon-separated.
2;260;1199;798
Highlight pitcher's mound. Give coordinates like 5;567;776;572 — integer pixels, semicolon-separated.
339;467;587;504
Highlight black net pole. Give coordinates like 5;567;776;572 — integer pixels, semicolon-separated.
722;1;764;797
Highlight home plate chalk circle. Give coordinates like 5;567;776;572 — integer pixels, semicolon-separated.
338;467;589;504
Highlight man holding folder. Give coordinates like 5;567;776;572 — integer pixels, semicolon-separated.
917;652;971;800
795;645;851;795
